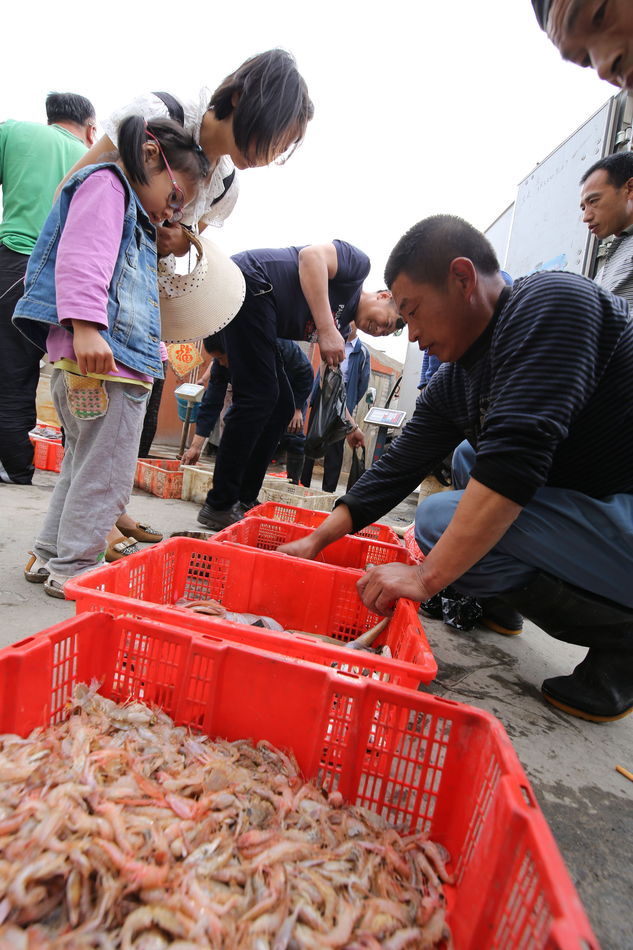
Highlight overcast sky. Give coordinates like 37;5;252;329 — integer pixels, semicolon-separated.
1;0;615;362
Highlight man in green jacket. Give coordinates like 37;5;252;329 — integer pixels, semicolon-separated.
0;92;96;484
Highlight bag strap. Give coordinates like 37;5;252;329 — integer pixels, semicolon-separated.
152;92;185;126
210;169;236;207
152;91;235;208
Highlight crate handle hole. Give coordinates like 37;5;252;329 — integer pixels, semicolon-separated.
520;784;536;808
11;637;35;650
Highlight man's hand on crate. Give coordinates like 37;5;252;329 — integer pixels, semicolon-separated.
279;504;354;559
181;435;205;467
357;563;427;616
277;532;323;561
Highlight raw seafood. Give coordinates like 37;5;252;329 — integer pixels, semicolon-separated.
0;682;453;948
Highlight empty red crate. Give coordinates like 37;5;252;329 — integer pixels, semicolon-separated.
66;538;437;685
0;612;598;950
214;516;415;570
31;437;65;473
134;458;183;498
247;501;401;544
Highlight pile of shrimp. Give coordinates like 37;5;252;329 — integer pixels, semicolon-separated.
0;681;453;950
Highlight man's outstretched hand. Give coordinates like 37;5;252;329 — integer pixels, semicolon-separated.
277;534;322;560
357;563;429;615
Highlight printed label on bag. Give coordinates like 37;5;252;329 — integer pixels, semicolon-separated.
63;372;109;419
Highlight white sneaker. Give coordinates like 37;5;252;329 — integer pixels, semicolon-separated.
24;552;50;583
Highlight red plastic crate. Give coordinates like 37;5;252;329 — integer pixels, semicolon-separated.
134;458;183;498
0;612;599;950
214;516;415;570
247;501;401;544
66;538;437;685
30;437;65;472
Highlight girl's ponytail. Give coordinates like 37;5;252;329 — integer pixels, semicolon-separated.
118;115;211;187
117;115;152;186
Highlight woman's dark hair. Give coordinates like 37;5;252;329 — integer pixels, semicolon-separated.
118;116;211;187
203;332;226;355
209;49;314;164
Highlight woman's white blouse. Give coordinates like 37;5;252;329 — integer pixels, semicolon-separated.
102;88;239;229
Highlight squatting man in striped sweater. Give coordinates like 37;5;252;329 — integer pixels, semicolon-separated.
279;215;633;724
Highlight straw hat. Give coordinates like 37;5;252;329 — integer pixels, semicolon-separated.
157;231;245;343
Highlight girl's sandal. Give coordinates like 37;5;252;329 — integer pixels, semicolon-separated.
24;552;51;583
106;536;140;563
115;521;163;544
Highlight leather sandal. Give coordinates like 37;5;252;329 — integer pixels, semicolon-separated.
44;570;71;599
106;535;139;563
24;552;50;583
115;521;163;543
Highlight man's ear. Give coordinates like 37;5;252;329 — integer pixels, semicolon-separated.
626;177;633;201
449;258;477;297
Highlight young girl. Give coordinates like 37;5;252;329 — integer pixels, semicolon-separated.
14;116;211;597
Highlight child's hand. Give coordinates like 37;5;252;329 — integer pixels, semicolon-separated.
157;222;191;258
72;321;117;376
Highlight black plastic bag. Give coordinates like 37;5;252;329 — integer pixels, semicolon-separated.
346;447;366;490
304;367;351;459
420;585;483;631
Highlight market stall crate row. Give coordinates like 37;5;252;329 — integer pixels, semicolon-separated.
65;538;437;687
246;501;402;544
213;516;416;570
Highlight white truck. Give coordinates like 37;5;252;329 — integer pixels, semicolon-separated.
398;88;633;422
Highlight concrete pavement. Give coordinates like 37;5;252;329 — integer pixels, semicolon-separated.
0;468;631;949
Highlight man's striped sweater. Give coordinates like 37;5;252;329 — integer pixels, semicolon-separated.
339;271;633;532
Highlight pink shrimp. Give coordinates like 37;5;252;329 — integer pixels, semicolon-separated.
321;898;363;948
165;792;198;821
381;927;422;950
250;839;317;869
420;840;455;884
93;838;170;888
94;801;133;855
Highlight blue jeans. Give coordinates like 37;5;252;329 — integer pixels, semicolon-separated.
415;441;633;608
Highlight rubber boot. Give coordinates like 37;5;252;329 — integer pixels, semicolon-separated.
478;596;523;635
286;452;305;485
500;572;633;722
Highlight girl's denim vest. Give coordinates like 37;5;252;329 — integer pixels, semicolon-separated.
13;163;163;379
